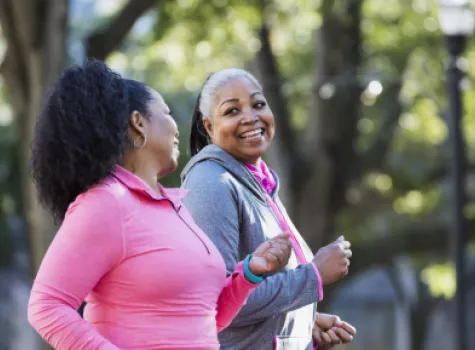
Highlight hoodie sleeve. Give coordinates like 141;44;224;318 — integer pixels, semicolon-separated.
182;162;320;327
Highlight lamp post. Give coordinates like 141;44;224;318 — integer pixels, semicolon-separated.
438;1;474;349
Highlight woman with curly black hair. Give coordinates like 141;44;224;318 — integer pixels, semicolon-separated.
27;59;293;350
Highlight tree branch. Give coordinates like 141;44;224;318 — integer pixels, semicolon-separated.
86;0;157;60
320;219;475;309
362;80;403;171
351;219;475;276
382;145;475;192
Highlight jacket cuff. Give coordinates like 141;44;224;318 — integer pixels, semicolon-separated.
311;263;324;302
229;261;261;302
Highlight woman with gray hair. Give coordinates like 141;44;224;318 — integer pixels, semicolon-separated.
181;68;356;350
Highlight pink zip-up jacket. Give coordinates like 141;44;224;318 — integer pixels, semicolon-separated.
27;166;259;350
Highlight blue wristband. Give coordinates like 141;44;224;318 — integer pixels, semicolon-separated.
243;254;264;284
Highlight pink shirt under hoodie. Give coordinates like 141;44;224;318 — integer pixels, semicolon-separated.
245;161;323;301
28;165;259;350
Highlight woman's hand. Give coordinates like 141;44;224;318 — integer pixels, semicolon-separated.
312;236;352;285
248;232;292;276
312;313;356;349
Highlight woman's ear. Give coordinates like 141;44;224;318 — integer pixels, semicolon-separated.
129;110;146;137
202;117;213;139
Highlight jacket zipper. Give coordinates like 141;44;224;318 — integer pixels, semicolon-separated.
176;210;211;255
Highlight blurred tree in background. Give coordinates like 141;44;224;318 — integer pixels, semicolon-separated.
1;0;475;349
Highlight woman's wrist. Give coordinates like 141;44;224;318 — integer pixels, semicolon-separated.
243;254;264;284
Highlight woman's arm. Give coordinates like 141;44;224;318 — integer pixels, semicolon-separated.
182;164;321;327
28;189;124;350
214;233;292;331
215;261;256;331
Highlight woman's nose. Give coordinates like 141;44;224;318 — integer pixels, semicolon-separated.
240;112;259;124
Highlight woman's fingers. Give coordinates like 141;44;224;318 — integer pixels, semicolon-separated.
265;248;287;267
266;239;291;256
273;231;291;240
339;321;357;336
345;248;352;259
325;329;341;344
320;332;332;346
333;327;354;343
256;233;291;256
339;240;351;250
252;232;293;274
312;329;324;345
265;251;281;265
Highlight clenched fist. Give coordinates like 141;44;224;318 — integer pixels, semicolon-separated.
248;232;292;276
312;236;352;285
312;313;356;349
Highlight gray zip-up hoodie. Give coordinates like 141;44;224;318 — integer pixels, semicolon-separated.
181;145;321;350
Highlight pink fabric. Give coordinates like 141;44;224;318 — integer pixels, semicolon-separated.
312;264;324;303
245;161;276;195
245;161;323;302
28;165;259;350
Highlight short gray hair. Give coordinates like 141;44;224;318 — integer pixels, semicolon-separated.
198;68;262;119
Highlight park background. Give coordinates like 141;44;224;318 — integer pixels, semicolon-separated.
1;0;475;349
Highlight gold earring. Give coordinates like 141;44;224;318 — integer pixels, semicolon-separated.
133;135;147;149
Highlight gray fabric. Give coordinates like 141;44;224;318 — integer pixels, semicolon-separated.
181;145;320;350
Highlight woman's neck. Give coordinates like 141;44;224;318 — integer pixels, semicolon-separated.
245;158;261;166
235;153;261;166
120;154;162;194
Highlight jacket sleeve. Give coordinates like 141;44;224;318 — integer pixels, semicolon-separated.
215;261;259;331
182;164;320;327
27;189;123;350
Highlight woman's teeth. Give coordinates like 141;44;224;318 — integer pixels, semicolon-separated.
241;129;263;139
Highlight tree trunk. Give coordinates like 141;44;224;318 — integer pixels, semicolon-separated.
254;22;309;206
297;0;363;249
0;0;69;277
410;277;439;350
0;1;69;348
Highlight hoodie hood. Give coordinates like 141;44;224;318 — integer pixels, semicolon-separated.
181;145;279;203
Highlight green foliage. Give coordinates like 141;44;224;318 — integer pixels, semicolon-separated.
421;262;456;299
334;0;475;247
48;0;475;254
2;0;475;276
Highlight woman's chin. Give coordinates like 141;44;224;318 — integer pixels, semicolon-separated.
157;158;179;179
168;159;179;174
240;150;266;164
245;142;270;159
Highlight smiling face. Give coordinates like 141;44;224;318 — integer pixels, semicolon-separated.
202;76;275;164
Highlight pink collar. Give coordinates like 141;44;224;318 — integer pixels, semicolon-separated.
245;160;276;195
112;165;188;208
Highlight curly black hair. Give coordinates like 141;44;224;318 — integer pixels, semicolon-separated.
31;59;153;222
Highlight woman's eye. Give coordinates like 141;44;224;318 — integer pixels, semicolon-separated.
254;101;266;109
225;107;239;115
